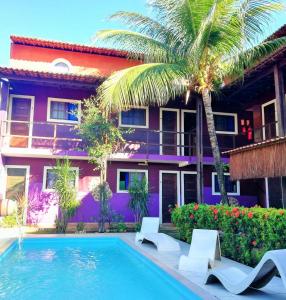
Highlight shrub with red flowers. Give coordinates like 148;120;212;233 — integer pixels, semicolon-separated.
171;203;286;266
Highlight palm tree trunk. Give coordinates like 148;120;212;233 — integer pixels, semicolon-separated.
202;89;229;205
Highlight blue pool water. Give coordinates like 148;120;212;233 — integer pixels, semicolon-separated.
0;238;201;300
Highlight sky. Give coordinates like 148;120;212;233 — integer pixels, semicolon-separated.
0;0;285;66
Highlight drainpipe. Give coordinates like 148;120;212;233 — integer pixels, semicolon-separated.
196;96;204;203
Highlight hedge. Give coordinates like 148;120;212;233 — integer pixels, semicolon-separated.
171;203;286;266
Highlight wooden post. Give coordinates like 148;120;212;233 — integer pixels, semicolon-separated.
274;64;286;137
196;96;204;203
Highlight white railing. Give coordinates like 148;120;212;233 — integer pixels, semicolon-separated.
1;120;82;151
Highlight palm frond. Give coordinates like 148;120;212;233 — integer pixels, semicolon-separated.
97;63;190;112
109;11;178;46
236;0;285;45
94;29;177;63
224;36;286;79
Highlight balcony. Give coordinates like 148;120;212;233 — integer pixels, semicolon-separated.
0;120;253;163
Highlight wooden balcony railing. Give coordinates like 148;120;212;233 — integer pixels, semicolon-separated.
1;120;271;157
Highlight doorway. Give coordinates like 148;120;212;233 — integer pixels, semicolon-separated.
8;95;34;148
181;110;196;156
4;166;30;201
160;108;179;155
181;171;197;205
159;171;180;223
262;100;278;140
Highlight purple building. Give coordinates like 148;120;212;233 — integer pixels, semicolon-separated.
2;32;283;227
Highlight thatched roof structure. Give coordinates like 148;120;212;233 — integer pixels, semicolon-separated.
225;137;286;180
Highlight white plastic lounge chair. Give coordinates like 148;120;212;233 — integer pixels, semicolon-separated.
204;249;286;295
135;217;180;252
178;229;221;275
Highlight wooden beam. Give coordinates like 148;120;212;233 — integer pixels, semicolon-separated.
196;96;204;203
274;64;286;136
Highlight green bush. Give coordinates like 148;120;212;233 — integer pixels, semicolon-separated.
116;222;127;233
172;203;286;266
0;214;17;228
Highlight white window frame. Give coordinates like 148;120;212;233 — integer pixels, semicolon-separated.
42;166;79;192
8;94;35;148
119;106;149;128
159;170;180;224
261;99;279;140
213;112;238;135
116;169;148;193
3;165;30;201
160;108;180;156
52;58;73;73
47;97;81;124
180;171;197;206
212;172;240;196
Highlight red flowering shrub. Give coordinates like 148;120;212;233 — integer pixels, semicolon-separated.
171;203;286;266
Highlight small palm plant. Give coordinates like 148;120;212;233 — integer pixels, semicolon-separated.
95;0;286;204
53;159;80;233
128;174;149;224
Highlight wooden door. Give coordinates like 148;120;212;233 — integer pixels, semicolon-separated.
9;96;33;147
182;172;197;205
262;101;278;140
160;109;179;155
160;171;179;223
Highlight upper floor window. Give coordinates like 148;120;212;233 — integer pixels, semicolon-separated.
117;169;148;192
214;112;238;135
212;172;240;196
43;166;79;192
47;98;80;123
52;58;72;73
119;107;149;128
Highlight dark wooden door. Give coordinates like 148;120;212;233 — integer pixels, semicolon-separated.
161;110;178;155
183;112;196;156
263;102;277;140
161;172;178;223
9;97;33;148
183;173;197;204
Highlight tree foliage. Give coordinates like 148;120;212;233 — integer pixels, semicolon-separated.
53;158;80;232
77;97;126;181
128;174;149;224
94;0;286;204
77;97;126;232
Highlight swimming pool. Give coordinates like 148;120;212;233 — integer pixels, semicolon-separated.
0;237;201;300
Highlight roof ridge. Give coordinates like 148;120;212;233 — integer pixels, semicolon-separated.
10;35;129;58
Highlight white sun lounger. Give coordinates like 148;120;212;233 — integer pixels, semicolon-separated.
178;229;221;274
135;217;180;252
204;249;286;294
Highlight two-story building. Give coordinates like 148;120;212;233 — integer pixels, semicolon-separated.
224;25;286;209
1;32;281;227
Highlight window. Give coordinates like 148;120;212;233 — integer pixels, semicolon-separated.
47;98;80;123
52;58;72;73
43;166;79;191
212;172;240;196
117;169;148;192
119;107;149;128
214;113;237;134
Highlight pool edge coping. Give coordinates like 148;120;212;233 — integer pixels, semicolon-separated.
0;238;16;256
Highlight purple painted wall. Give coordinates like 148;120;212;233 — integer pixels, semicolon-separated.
4;157;258;225
1;82;260;225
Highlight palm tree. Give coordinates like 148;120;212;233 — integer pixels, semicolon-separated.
95;0;286;204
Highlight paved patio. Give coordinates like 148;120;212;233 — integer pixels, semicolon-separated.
0;230;286;300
